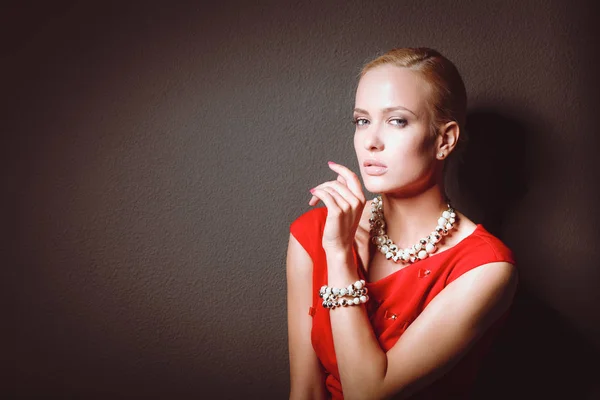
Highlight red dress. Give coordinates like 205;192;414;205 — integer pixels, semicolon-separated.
290;207;516;399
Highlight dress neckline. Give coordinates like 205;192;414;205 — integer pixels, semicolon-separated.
355;224;484;285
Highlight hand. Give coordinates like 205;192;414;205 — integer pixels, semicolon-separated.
309;162;366;254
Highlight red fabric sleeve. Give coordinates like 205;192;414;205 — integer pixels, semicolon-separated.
289;207;327;259
445;229;516;286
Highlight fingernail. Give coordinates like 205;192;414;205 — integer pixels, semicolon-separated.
310;188;315;194
328;161;335;165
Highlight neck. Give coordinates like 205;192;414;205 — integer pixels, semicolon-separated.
379;184;449;249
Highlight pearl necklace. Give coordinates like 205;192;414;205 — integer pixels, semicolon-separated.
369;195;457;264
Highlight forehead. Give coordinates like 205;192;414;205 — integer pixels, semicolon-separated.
355;65;430;114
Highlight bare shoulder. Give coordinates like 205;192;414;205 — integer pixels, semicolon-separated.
444;260;518;327
455;260;517;291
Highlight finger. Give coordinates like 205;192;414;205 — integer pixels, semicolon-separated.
337;174;347;185
328;162;365;201
320;186;350;212
313;180;360;209
310;188;341;215
308;193;320;206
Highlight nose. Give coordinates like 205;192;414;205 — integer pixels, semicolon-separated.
363;124;384;152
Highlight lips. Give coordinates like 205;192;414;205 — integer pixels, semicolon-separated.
363;159;388;176
363;159;387;168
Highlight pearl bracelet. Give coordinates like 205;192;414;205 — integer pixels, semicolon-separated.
319;280;369;309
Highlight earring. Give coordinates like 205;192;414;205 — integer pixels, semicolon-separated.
438;152;444;158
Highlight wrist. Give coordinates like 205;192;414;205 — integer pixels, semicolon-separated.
324;247;354;263
325;249;358;284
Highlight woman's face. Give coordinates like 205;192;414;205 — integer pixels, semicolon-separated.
353;64;439;196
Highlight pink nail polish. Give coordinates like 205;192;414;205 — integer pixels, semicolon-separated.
328;161;335;165
310;188;315;194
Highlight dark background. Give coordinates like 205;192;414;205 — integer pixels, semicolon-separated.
4;1;599;399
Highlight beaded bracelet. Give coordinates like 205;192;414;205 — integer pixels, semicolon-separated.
319;280;370;309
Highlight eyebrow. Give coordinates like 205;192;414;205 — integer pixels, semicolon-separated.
353;106;418;118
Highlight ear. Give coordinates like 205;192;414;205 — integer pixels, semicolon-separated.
435;121;460;160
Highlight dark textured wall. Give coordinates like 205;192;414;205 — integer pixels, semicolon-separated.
5;1;599;399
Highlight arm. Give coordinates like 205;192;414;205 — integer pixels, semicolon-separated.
287;234;329;400
327;256;517;400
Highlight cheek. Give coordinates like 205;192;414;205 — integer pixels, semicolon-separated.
390;135;426;159
389;134;436;176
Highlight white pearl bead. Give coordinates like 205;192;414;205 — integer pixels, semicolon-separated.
385;251;393;259
442;211;450;219
450;212;456;218
402;253;410;261
354;280;363;289
340;288;347;296
332;287;339;295
418;250;428;259
381;245;389;253
425;243;436;253
445;223;452;230
353;298;360;305
438;217;448;226
359;295;367;303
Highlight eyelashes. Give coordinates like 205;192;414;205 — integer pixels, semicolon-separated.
352;117;369;126
351;118;408;127
390;118;408;127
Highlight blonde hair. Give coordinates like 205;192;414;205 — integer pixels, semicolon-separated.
360;48;467;141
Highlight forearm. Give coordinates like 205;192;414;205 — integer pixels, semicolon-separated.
326;250;387;400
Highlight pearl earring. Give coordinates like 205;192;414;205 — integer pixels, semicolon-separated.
438;153;444;158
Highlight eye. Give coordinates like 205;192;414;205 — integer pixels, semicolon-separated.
352;117;369;127
390;118;408;127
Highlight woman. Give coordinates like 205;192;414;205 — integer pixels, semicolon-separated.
286;48;518;399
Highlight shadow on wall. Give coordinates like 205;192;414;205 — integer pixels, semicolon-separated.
454;109;530;237
454;110;600;399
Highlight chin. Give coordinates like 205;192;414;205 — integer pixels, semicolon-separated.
362;177;399;195
363;174;421;197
